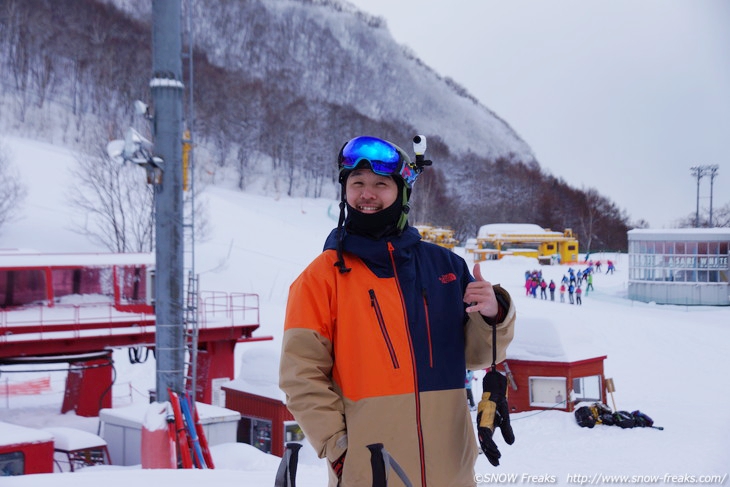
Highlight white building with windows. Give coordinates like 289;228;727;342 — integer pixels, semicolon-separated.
627;228;730;306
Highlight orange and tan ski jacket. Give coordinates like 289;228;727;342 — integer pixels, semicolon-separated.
280;226;515;487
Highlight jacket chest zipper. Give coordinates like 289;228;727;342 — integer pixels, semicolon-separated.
368;289;400;369
387;242;428;486
421;289;434;368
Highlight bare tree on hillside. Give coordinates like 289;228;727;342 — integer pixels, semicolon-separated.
712;202;730;227
67;146;154;252
676;202;730;228
577;188;604;253
67;142;211;253
0;143;28;234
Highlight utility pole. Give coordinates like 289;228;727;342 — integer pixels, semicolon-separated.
690;166;707;228
152;0;185;404
707;165;719;227
690;165;720;228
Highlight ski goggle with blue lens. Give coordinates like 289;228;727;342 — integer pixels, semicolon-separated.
338;136;421;187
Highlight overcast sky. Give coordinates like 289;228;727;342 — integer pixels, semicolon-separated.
344;0;730;229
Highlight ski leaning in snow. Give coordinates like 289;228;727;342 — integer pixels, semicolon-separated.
168;389;193;468
179;392;209;468
166;388;214;469
188;391;215;468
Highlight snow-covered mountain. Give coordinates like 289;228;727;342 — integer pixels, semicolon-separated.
105;0;536;164
0;0;633;248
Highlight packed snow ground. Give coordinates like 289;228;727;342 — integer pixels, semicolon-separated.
1;136;729;486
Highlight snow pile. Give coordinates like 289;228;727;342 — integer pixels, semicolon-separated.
225;348;283;402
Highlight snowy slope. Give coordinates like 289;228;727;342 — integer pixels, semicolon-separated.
1;135;729;486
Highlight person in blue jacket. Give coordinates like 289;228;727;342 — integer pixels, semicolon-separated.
465;370;477;411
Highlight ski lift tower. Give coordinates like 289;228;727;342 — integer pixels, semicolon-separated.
151;0;185;404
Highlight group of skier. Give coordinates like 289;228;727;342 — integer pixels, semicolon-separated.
524;259;617;306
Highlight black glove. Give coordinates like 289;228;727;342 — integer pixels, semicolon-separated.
476;369;514;466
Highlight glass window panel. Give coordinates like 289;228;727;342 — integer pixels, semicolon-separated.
572;375;602;403
0;451;25;476
529;377;567;408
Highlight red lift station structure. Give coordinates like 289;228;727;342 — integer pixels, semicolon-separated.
0;250;271;416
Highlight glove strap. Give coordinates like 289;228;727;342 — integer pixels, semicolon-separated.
490;310;497;372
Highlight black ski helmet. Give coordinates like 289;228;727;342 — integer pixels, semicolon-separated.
333;136;429;273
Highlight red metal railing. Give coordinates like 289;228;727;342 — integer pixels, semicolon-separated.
197;291;259;329
0;291;260;346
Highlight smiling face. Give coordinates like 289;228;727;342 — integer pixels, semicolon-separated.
345;168;399;214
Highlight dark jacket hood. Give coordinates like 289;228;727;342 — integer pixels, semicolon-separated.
323;225;422;278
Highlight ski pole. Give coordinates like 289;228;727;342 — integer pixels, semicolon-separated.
274;443;302;487
367;443;414;487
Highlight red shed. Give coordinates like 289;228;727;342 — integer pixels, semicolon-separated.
221;348;301;457
0;422;54;475
500;317;608;413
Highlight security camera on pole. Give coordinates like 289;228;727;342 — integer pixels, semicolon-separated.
105;1;186;405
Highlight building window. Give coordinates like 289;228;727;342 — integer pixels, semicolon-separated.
630;238;730;283
572;375;602;403
237;416;272;454
0;451;25;476
528;377;567;408
0;270;47;308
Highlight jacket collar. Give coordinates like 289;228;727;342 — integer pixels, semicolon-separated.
324;226;422;276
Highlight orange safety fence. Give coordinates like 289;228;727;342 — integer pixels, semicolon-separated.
0;376;52;396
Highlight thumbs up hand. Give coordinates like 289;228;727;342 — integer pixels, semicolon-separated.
464;263;499;318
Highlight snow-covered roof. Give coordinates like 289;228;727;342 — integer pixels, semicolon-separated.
477;223;562;238
43;427;106;451
223;348;284;402
628;228;730;240
0;421;54;447
507;316;606;363
99;401;240;430
0;250;155;267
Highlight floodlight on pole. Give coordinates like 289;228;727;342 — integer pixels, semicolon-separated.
690;165;720;228
690;166;706;228
707;165;719;227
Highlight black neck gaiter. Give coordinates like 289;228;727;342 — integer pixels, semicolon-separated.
345;198;404;240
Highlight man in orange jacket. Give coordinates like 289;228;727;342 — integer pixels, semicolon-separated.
279;136;516;486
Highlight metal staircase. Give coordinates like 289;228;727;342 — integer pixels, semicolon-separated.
183;270;199;399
